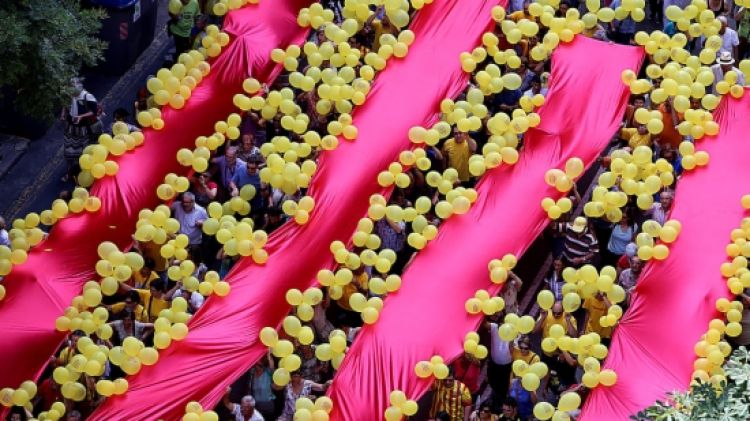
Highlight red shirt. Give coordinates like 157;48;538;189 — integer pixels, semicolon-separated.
453;356;481;393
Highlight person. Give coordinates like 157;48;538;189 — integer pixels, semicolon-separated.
497;397;522;421
442;130;477;184
711;51;745;94
247;351;275;419
609;0;636;44
561;217;599;268
120;280;174;322
169;0;199;57
52;330;84;366
583;292;613;342
172;192;208;257
109;290;147;322
110;108;140;133
510;335;540;366
0;216;9;247
230;156;263;211
533;302;578;338
715;16;740;60
657;98;682;148
507;380;535;421
736;6;750;60
171;283;205;312
487;319;513;406
236;133;261;163
619;124;652;148
230;395;264;421
429;369;472;421
453;352;482;396
212;146;245;192
522;74;547;98
191;172;218;207
501;271;523;315
61;78;100;182
470;404;499;421
131;260;159;289
275;372;331;421
646;190;673;225
618;256;644;292
108;310;153;344
545;259;565;301
606;211;637;266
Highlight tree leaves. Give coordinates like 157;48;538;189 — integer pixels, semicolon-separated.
0;0;107;119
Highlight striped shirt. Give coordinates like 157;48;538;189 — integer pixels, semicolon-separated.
562;226;598;265
430;380;472;421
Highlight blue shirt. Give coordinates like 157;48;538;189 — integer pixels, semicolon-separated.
231;162;262;208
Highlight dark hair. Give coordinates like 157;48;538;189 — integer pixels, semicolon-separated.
71;330;85;337
436;411;451;421
503;396;518;408
126;290;141;303
150;279;168;292
113;107;129;119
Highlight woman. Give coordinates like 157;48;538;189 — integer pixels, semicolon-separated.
606;211;637;266
248;351;275;419
191;172;217;207
61;78;101;182
108;310;153;345
274;372;331;420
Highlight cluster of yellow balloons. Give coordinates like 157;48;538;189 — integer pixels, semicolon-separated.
156;172;191;201
533;391;582;421
348;291;384;324
463;331;490;360
293;396;334;421
488;253;517;284
0;207;62;277
349;218;384;253
181;400;220;421
384;390;419;421
281;314;315;346
147;48;212;113
285;286;323;321
262;327;346;385
377;160;413;188
280;196;314;225
26;401;67;421
314;329;349;370
513;359;548;391
78;125;143;185
677;140;710;172
0;381;38;411
465;289;506;316
690;302;740;386
497;313;537;343
635;219;681;261
260;140;315;195
133;204;180;244
560;265;626;306
212;0;258;16
208;216;269;263
414;355;450;379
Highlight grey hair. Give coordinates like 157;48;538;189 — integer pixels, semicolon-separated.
241;395;256;406
182;191;195;201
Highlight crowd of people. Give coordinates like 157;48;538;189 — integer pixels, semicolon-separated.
3;0;750;420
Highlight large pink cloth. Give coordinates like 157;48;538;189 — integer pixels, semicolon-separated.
326;37;644;420
0;0;310;393
89;1;501;420
580;91;749;420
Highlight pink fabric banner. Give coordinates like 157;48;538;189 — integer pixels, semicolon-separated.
89;1;502;420
326;36;644;420
580;91;749;420
0;0;310;392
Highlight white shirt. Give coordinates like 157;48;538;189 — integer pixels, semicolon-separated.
0;229;9;247
489;323;512;365
710;64;746;94
231;404;264;421
171;289;205;310
720;28;739;55
171;202;208;245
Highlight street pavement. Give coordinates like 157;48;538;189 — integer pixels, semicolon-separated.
0;0;171;221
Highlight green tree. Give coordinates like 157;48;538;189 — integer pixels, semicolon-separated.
631;347;750;421
0;0;107;120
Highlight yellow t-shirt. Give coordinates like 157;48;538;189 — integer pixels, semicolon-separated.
57;346;77;365
509;11;535;22
136;289;170;322
583;297;613;338
541;312;577;338
620;127;652;148
338;273;368;311
443;138;471;182
133;271;159;289
110;303;148;322
511;348;540;366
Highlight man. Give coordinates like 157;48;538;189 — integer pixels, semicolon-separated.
647;190;673;225
212;146;245;191
230;157;263;210
498;397;521;421
429;369;472;421
619;124;652;148
501;271;523;315
711;51;746;94
618;256;643;292
609;0;636;44
109;290;147;322
0;216;9;247
486;318;513;405
171;192;208;255
121;280;173;322
533;302;578;338
522;74;548;98
442;130;477;184
168;0;199;57
231;395;265;421
237;133;261;163
561;217;599;268
583;292;613;342
716;16;740;60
